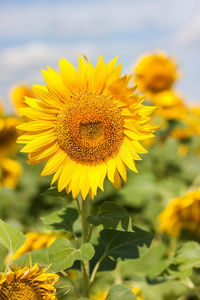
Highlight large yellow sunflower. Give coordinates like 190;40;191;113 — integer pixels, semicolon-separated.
134;52;178;94
17;55;158;200
0;263;59;300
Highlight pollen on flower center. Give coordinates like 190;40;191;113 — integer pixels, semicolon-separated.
79;121;103;141
55;92;124;163
0;278;43;300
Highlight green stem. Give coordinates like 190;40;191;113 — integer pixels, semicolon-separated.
183;277;200;300
75;197;82;215
86;225;93;243
81;196;90;297
167;237;177;258
90;252;107;284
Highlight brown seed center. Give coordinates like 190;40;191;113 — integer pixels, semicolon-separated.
55;92;124;163
0;279;43;300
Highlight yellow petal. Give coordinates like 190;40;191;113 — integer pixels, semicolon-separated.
41;149;67;176
112;169;121;190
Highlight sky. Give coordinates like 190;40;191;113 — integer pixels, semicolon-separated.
0;0;200;112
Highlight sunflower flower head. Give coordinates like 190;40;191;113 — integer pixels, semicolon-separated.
158;191;200;239
0;116;21;160
134;52;178;95
171;108;200;140
10;85;36;114
90;290;108;300
150;90;186;120
0;99;3;116
11;232;71;260
132;286;144;300
0;263;59;300
0;157;22;189
17;55;158;200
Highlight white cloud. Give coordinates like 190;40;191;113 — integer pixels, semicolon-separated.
0;42;96;81
1;0;200;39
1;0;200;111
0;42;97;111
177;16;200;47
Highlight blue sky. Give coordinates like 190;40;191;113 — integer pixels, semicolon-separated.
0;0;200;112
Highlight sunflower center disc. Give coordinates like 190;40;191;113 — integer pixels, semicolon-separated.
55;92;124;163
0;279;43;300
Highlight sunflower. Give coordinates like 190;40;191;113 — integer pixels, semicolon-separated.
0;99;3;116
132;286;144;300
0;157;22;189
0;263;59;300
171;108;200;140
0;116;21;160
158;191;200;239
134;52;178;94
151;90;186;120
90;290;108;300
11;232;71;260
17;55;158;200
10;85;36;114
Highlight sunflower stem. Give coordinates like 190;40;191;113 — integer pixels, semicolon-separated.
75;196;82;215
90;252;107;284
81;196;90;297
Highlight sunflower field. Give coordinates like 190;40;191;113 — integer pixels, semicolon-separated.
0;52;200;300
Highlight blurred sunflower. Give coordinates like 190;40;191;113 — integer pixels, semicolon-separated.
0;263;59;299
0;116;21;159
150;90;186;120
132;286;144;300
134;52;178;94
171;110;200;141
90;290;108;300
11;232;71;260
191;106;200;118
158;190;200;239
0;157;22;189
10;85;36;114
90;287;144;300
0;99;3;115
17;55;158;200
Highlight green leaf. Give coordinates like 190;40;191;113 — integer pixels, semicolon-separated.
87;201;131;230
174;241;200;270
100;227;155;260
41;207;79;232
48;238;95;272
78;298;90;300
14;248;49;269
42;187;72;199
0;220;26;258
158;242;200;281
106;284;137;300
